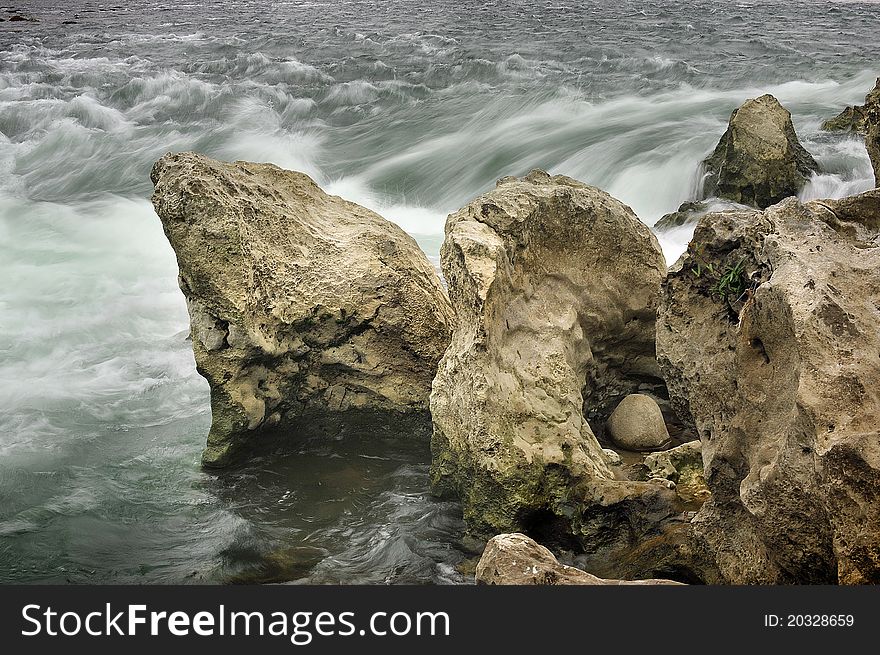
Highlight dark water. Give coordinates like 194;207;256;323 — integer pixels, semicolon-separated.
1;0;877;584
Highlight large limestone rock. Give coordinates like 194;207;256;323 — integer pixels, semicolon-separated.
151;152;454;467
605;394;671;452
657;188;880;584
475;533;684;585
702;94;818;209
431;170;674;553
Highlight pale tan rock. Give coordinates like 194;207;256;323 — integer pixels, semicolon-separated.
658;188;880;584
431;170;674;550
606;393;671;451
602;448;623;466
702;94;818;209
644;440;710;504
475;533;684;585
151;152;454;467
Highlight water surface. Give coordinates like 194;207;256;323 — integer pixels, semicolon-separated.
1;0;877;584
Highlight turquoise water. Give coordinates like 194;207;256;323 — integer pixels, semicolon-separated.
0;0;877;583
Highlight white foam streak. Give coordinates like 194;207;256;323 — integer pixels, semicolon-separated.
0;196;204;452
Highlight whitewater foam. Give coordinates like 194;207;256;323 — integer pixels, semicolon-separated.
1;0;878;584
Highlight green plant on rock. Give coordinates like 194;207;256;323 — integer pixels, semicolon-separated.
689;247;750;305
710;257;748;302
689;246;715;279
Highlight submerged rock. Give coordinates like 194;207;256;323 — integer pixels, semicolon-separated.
653;199;747;232
431;170;674;554
702;94;818;209
657;188;880;584
151;152;453;467
606;393;671;452
573;521;723;585
228;545;329;584
475;533;684;585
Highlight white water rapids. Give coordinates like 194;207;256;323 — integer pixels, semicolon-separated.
0;0;877;583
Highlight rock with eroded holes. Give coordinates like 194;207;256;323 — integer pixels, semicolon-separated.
658;188;880;583
431;170;675;554
151;152;454;467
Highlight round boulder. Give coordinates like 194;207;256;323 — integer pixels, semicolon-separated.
606;394;671;451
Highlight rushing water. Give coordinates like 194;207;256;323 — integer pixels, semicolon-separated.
1;0;878;584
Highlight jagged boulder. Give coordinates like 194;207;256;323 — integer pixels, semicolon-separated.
657;189;880;584
702;94;818;209
864;80;880;186
821;78;879;136
431;170;674;554
475;533;684;585
151;152;454;467
822;78;880;186
821;105;867;134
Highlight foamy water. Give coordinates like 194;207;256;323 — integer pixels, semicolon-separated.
0;0;877;584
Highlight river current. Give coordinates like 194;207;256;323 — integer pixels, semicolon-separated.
1;0;877;583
